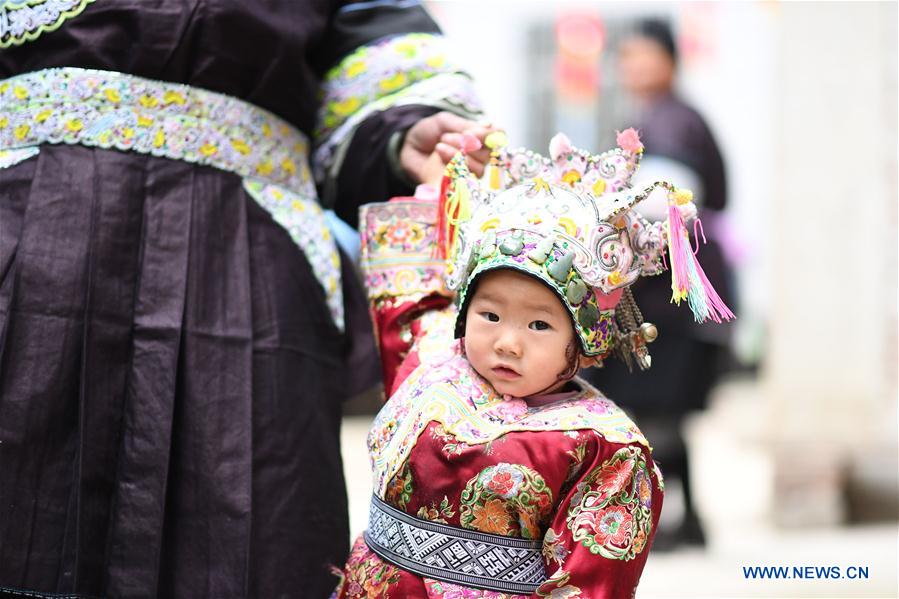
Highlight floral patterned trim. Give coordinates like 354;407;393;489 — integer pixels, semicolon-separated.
242;179;344;330
411;307;459;364
316;33;470;142
0;145;38;168
0;69;343;329
368;348;649;498
359;198;449;303
0;0;95;48
566;446;653;561
313;71;482;186
0;68;316;196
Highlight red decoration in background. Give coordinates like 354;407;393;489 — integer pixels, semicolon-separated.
554;13;605;101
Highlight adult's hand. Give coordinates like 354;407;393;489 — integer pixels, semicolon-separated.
400;111;497;186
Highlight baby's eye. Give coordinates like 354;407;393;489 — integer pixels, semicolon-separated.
481;312;500;322
529;320;551;331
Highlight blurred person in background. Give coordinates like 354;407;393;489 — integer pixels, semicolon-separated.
583;17;736;549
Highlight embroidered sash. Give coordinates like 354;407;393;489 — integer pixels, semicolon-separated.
0;67;345;329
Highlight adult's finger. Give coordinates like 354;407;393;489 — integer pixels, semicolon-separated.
440;133;492;164
432;111;480;134
435;142;459;164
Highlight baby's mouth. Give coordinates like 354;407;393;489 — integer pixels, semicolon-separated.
492;364;521;379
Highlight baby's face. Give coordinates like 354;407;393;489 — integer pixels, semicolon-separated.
464;269;576;397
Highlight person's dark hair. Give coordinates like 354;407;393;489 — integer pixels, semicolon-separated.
633;18;678;64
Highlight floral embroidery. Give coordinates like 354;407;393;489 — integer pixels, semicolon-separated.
430;424;470;458
360;199;449;304
384;460;414;509
563;440;589;489
313;32;482;184
541;527;570;567
416;495;455;524
317;33;468;140
566;446;653;561
0;0;95;48
0;145;38;169
338;536;402;598
535;569;583;598
460;463;552;539
423;580;524;598
242;179;343;330
375;220;425;248
466;497;511;535
0;68;315;196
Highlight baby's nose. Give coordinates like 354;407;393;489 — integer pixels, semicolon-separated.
495;331;522;356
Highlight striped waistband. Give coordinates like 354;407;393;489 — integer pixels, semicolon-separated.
0;67;315;196
365;494;546;594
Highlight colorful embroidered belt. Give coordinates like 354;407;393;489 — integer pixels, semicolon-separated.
0;67;315;194
0;67;345;329
365;494;546;593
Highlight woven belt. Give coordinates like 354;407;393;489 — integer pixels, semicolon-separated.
365;494;546;594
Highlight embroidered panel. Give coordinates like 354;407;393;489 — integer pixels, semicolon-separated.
459;463;553;540
359;199;448;303
316;33;472;141
565;446;653;561
0;0;95;48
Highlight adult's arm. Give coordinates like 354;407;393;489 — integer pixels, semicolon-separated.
312;1;483;227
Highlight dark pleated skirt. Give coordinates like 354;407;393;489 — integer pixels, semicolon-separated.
0;145;375;598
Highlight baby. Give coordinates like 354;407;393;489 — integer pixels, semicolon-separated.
333;131;731;598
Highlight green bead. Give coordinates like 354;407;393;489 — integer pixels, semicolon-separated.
499;236;524;256
547;251;575;283
480;232;496;257
528;237;554;265
566;280;588;304
577;302;599;328
466;242;480;273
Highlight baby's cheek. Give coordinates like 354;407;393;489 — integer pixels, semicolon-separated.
462;337;489;378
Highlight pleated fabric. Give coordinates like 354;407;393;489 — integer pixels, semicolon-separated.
0;145;361;598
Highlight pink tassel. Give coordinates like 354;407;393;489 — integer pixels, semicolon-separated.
694;259;735;323
667;202;735;323
692;218;707;255
666;202;691;303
